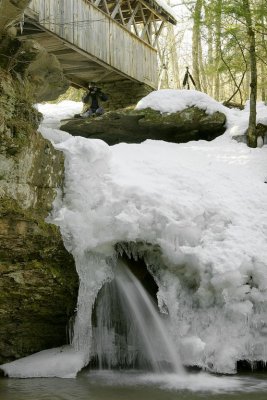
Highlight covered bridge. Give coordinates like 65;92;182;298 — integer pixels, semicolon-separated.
20;0;176;108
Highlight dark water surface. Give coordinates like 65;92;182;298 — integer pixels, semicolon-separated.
0;370;267;400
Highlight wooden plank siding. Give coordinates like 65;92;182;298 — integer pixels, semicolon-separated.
28;0;158;87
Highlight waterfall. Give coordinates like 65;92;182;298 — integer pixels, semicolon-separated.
3;100;267;380
91;259;184;374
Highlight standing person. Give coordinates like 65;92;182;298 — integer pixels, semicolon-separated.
80;83;108;118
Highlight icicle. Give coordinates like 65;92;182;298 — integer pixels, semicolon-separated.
71;252;114;365
20;13;25;34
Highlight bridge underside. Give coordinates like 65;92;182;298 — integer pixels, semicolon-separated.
19;20;132;88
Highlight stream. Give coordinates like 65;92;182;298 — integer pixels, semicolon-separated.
1;370;267;400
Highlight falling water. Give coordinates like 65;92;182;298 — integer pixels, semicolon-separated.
91;259;184;374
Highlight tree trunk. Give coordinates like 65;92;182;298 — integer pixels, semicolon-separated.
165;0;180;89
198;36;208;92
260;62;265;101
260;3;266;101
166;24;181;89
242;0;257;148
214;0;222;100
157;35;169;89
205;4;214;96
192;0;202;90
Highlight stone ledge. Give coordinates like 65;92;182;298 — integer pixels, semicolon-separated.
60;106;227;145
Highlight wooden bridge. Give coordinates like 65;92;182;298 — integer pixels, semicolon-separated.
20;0;176;90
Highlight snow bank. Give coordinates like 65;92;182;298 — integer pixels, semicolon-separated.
135;89;229;115
0;346;85;378
2;90;267;377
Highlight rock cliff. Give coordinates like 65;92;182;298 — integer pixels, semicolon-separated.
0;1;77;364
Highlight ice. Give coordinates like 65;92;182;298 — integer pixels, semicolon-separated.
0;346;85;378
1;90;267;378
71;252;113;363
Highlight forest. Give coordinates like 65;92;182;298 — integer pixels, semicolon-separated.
158;0;266;146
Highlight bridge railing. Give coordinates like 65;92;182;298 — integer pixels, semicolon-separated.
29;0;157;87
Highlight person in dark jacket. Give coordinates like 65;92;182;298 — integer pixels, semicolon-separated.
80;83;108;117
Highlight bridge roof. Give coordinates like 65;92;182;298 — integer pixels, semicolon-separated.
102;0;177;25
146;0;177;24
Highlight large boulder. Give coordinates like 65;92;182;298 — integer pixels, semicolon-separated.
22;40;69;102
0;1;69;103
0;38;69;103
60;107;227;145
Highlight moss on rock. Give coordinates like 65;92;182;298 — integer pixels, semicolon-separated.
60;106;226;145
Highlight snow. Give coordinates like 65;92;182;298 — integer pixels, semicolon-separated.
0;346;85;378
1;89;267;378
153;0;178;21
136;89;229;115
36;100;83;129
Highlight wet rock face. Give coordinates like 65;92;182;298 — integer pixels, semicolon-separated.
0;69;65;211
0;76;78;363
60;107;227;145
0;219;78;364
0;119;78;364
0;127;78;364
0;8;77;364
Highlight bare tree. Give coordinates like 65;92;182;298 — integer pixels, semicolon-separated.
214;0;222;100
192;0;202;90
242;0;257;147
